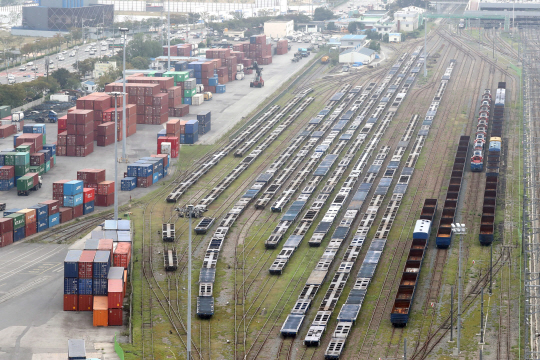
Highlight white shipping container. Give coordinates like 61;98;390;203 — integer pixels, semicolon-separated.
236;72;245;81
161;142;172;154
12;111;24;121
236;64;244;72
196;84;204;93
50;94;70;102
192;94;204;106
0;119;11;126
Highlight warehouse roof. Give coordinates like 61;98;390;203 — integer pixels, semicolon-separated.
341;34;367;41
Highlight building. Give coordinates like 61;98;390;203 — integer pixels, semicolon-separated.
395;10;420;32
20;0;113;32
389;33;402;42
374;21;396;34
339;46;376;64
224;29;245;38
264;20;294;38
93;61;117;79
82;80;96;93
339;34;367;50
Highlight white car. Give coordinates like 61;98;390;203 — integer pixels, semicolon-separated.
62;50;67;54
27;61;33;66
70;51;75;57
49;64;55;69
19;65;26;71
107;37;114;41
89;51;95;55
85;47;90;52
8;78;15;84
58;55;65;61
234;37;239;41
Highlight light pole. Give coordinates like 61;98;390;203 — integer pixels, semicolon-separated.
119;27;129;162
106;91;125;221
167;0;171;71
451;222;466;356
187;204;193;360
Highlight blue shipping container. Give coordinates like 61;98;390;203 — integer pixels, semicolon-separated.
4;208;22;216
196;78;202;84
183;97;192;105
64;250;82;278
127;164;138;177
64;180;84;195
216;85;226;93
38;149;51;162
121;177;137;191
0;178;14;191
29;203;48;220
185;133;198;144
157;170;163;181
152;172;159;184
185;120;199;134
13;226;25;241
92;278;108;296
64;277;78;294
37;217;48;232
209;77;218;86
48;213;60;227
138;163;153;177
78;278;93;295
33;124;46;133
43;144;56;156
157;129;167;139
93;250;111;279
13;134;20;148
83;201;94;215
64;193;84;207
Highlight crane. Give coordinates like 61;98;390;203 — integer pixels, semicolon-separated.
247;61;264;88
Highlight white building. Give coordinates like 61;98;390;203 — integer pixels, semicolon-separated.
389;33;402;42
339;34;367;50
394;10;420;32
339;46;376;64
82;80;96;93
93;61;117;79
374;21;397;34
264;20;294;38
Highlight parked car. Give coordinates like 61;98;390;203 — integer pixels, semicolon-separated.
58;55;65;61
19;65;26;71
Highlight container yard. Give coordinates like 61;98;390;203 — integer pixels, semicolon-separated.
0;5;532;360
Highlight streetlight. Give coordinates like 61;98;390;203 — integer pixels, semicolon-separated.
187;204;193;360
119;27;129;162
106;91;125;221
451;222;466;356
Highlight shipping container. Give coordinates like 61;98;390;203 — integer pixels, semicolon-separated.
64;294;78;311
28;203;48;220
0;231;13;247
48;212;60;227
64;180;84;195
121;177;137;191
13;226;25;241
64;249;83;278
78;250;96;278
83;201;94;215
92;278;108;296
83;188;95;203
93;250;111;279
0;217;14;234
93;296;108;326
59;207;73;223
108;308;123;326
78;294;93;311
108;279;124;308
113;242;132;268
36;217;48;232
64;277;78;294
78;278;93;295
64;193;84;207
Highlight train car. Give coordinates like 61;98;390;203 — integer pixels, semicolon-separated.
412;219;432;239
470;150;484;171
488;137;501;154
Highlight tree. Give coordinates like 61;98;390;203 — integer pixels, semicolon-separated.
368;40;380;52
327;22;336;31
314;7;335;21
130;56;150;70
96;67;122;91
230;11;245;20
383;33;389;43
51;68;72;88
75;58;98;77
125;34;162;62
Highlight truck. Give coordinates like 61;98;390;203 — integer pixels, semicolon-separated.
50;94;71;102
11;111;24;122
321;56;330;64
17;173;42;196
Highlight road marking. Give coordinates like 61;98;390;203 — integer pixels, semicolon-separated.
0;276;51;304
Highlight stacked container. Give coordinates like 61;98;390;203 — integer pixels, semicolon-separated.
0;123;16;138
184;120;199;144
104;83;167;125
108;267;125;326
77;168;106;193
276;39;289;55
57;109;94;157
41;200;60;228
15;133;44;150
78;250;95;311
83;188;95;215
96;181;114;207
18;208;37;237
0;165;14;191
124;155;170;190
2;149;30;179
249;34;272;65
0;217;14;247
63;180;84;218
64;250;82;311
29;203;48;233
197;111;211;135
5;209;25;241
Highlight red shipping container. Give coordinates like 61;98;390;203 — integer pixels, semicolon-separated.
25;222;36;237
59;207;73;223
76;143;94;157
40;200;60;215
0;217;13;234
113;242;132;268
86;183;98;192
127;124;137;137
108;279;124;308
0;165;14;180
67;145;76;156
75;122;93;135
98;181;114;195
30;153;45;166
53;180;69;194
78;294;93;311
83;188;95;203
64;294;78;311
108;308;123;326
137;175;152;188
58;116;67;131
52;193;64;202
78;250;96;278
98;238;114;260
0;124;16;138
95;193;114;207
72;204;84;218
96;135;114;147
75;133;93;146
0;231;13;247
97;122;115;136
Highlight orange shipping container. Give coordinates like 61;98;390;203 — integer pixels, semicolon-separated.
93;296;108;326
113;242;132;268
18;209;36;224
123;269;128;294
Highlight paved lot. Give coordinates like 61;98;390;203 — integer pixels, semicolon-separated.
0;237;120;360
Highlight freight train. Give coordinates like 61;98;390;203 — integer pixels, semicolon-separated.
479;83;505;245
471;89;492;171
390;199;437;326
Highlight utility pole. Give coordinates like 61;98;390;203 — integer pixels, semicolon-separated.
107;91;124;221
187;204;193;360
167;0;171;71
480;287;485;343
452;223;466;356
404;338;407;360
489;243;493;295
493;28;495;59
119;27;129;162
450;286;454;342
424;17;427;77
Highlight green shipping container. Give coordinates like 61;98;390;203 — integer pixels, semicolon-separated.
14;164;29;177
14;152;29;166
6;213;25;229
16;145;31;153
52;154;56;165
0;105;11;118
29;164;44;175
3;152;16;166
184;88;196;98
164;71;189;83
42;134;46;145
45;160;50;172
17;175;34;191
146;71;156;77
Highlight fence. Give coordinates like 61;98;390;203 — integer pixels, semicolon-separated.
12;96;45;113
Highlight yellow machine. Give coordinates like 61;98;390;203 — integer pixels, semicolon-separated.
204;92;213;101
321;56;330;64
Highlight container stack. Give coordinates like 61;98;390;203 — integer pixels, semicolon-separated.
92;250;111;325
197;111;211;135
0;200;60;247
123;154;170;190
77;168;106;192
63;180;84;219
58;109;94;157
104;82;168;125
96;181;114;207
276;39;289;55
162;44;193;57
77;249;95;311
0;165;15;191
64;249;83;311
0;123;16;138
107;267;125;326
249;34;272;65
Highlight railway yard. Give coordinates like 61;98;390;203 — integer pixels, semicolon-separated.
1;5;533;360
